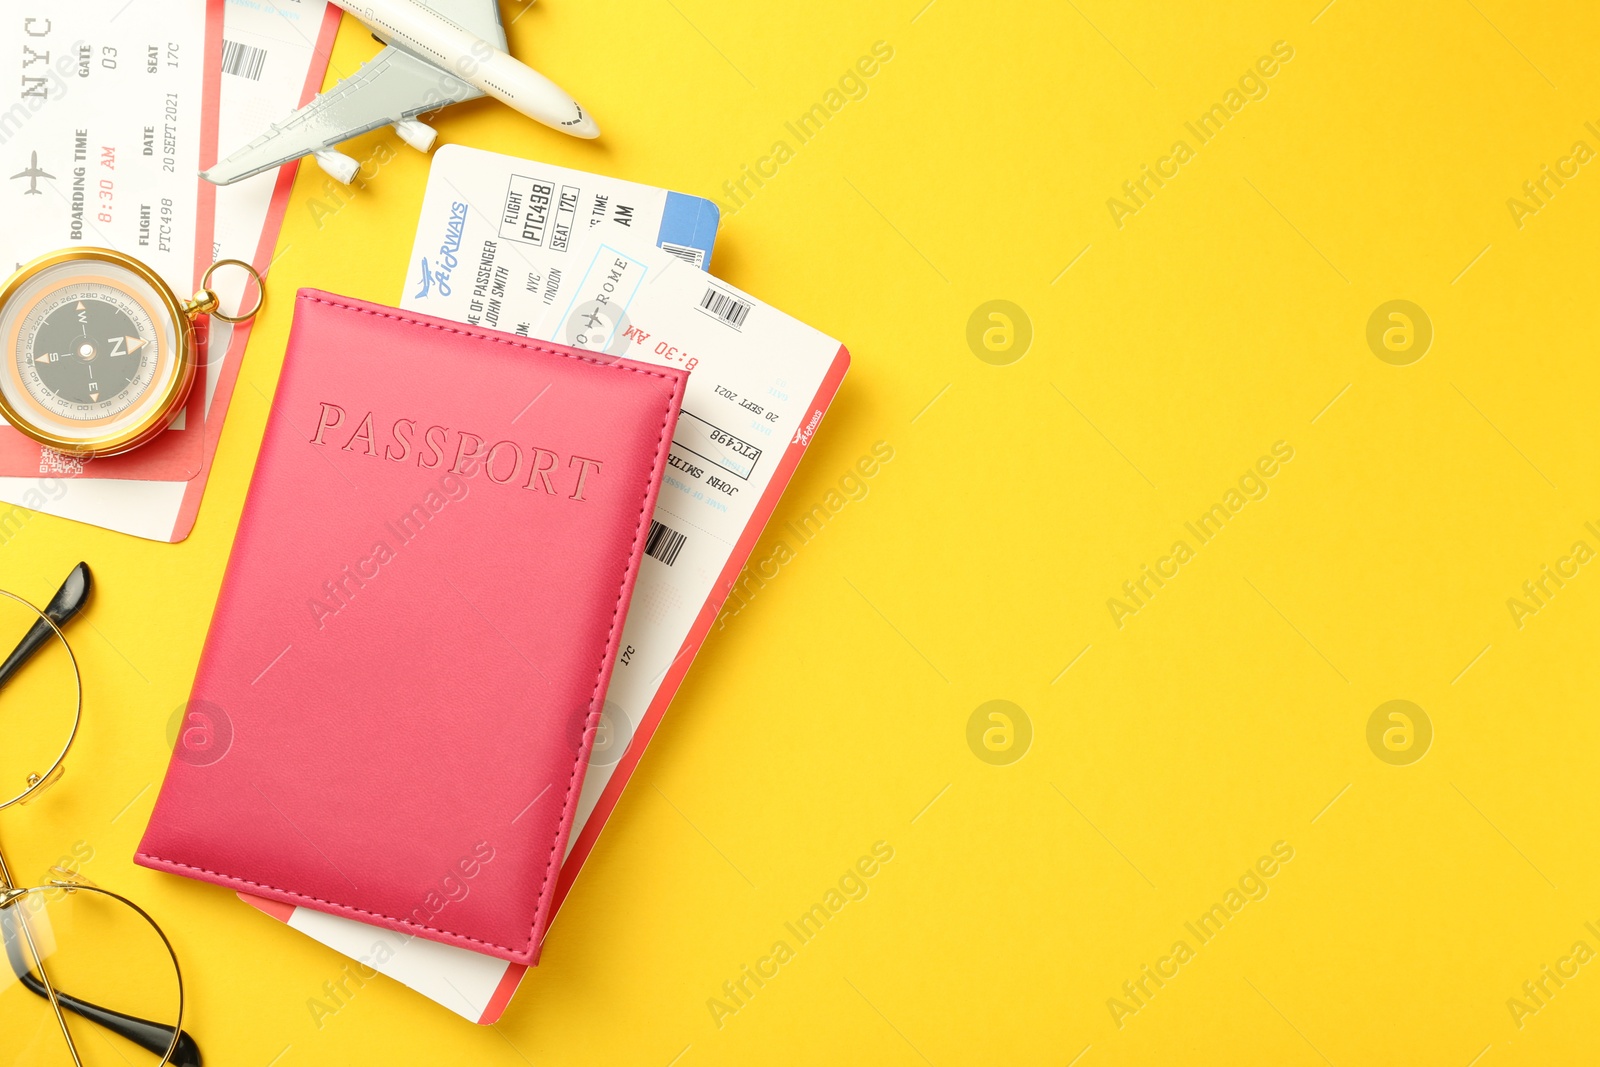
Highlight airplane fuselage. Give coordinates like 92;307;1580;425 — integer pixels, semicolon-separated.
344;0;598;138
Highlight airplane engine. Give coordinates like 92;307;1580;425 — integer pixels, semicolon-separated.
393;118;437;153
312;149;360;185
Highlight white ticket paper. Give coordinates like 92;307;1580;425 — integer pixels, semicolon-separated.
0;3;208;288
401;145;722;335
203;0;333;416
532;227;850;831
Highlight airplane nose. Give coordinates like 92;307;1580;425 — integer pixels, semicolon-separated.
490;56;600;140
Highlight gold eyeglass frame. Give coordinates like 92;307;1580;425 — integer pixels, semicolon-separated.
0;587;186;1067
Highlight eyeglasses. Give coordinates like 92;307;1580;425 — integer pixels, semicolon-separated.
0;566;200;1067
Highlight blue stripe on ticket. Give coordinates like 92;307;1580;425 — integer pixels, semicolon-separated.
656;193;722;270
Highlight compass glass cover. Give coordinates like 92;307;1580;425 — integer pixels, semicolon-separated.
1;258;182;448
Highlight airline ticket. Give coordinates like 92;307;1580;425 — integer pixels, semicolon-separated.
0;3;209;288
533;229;851;842
401;145;722;335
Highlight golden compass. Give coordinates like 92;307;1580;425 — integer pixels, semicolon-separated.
0;247;261;457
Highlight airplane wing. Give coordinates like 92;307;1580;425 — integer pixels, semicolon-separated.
201;0;508;186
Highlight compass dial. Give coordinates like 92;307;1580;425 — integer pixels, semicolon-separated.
23;285;159;418
0;253;190;455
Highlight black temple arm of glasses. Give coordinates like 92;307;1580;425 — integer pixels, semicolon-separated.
0;562;91;690
15;969;204;1066
0;561;199;1064
4;911;202;1066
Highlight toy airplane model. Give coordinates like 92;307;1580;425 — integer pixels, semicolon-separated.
202;0;598;186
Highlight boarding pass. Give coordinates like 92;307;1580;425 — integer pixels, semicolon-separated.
400;144;721;334
0;3;209;286
535;227;851;842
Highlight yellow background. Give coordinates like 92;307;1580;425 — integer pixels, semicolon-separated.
8;0;1600;1063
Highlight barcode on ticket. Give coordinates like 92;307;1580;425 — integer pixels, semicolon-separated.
221;39;267;81
660;242;705;269
644;520;687;567
697;286;751;330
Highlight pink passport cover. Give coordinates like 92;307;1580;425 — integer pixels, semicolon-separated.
136;289;685;964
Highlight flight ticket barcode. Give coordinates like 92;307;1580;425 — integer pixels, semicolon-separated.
660;242;705;269
221;40;268;81
698;287;751;330
644;520;688;567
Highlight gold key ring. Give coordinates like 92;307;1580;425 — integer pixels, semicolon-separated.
193;258;264;324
